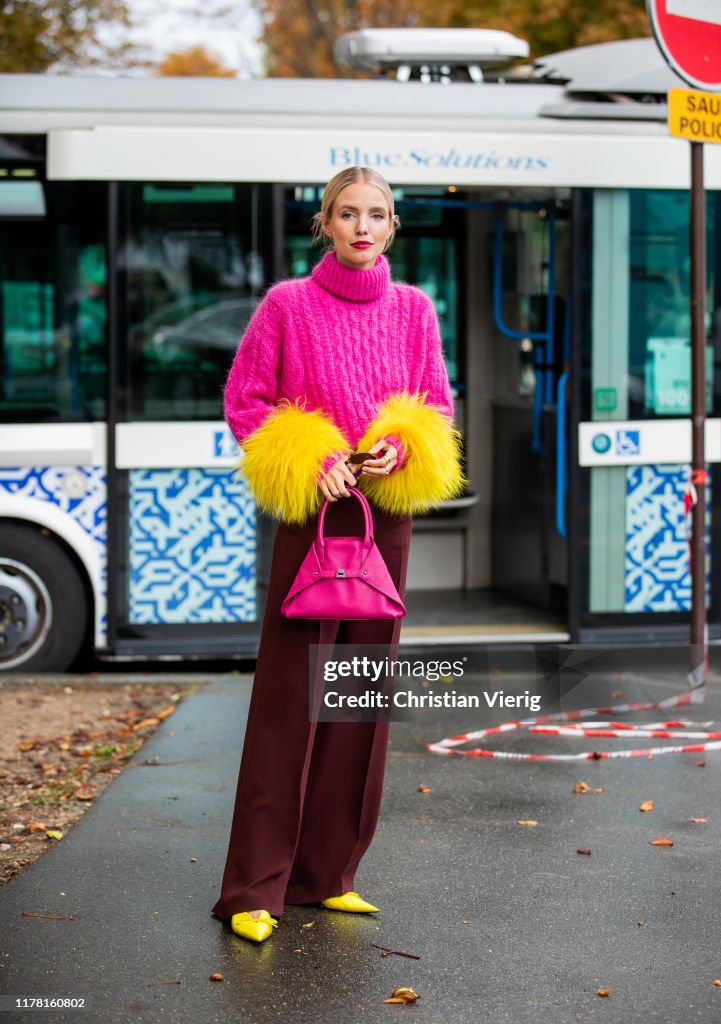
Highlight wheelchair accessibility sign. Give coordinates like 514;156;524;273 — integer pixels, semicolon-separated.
615;429;640;456
579;419;721;466
214;429;240;458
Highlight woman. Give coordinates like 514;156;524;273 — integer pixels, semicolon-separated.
211;166;463;943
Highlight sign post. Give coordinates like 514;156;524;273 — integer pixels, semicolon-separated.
647;0;721;686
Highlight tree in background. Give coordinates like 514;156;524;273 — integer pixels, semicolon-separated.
0;0;259;76
421;0;649;58
258;0;420;77
0;0;137;73
257;0;650;78
157;45;237;76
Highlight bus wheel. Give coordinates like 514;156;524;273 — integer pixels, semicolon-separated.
0;525;89;673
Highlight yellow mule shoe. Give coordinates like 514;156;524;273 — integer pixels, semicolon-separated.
230;910;279;943
321;891;379;913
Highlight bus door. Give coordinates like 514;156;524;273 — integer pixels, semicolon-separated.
485;199;572;624
573;188;721;644
106;182;276;659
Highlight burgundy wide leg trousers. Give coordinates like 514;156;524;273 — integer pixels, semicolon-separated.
211;496;412;920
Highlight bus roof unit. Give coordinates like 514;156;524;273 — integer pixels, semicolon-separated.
334;27;530;82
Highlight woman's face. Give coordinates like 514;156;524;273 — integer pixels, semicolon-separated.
323;181;393;270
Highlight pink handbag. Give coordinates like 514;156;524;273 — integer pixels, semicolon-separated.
281;488;406;621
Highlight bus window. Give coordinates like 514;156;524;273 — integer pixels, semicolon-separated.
391;235;459;386
124;183;272;421
0;179;107;423
589;188;721;429
630;190;717;418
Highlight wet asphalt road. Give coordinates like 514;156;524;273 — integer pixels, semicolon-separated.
2;652;721;1024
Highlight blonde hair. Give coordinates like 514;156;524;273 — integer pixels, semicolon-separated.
311;166;400;252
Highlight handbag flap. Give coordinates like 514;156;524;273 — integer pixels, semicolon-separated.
281;539;405;617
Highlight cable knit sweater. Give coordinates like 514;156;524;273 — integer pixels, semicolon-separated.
224;249;464;523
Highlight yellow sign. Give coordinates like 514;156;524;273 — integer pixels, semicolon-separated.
669;87;721;143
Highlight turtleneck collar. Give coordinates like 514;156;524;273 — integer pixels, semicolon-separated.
311;250;390;302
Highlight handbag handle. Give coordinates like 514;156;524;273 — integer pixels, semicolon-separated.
317;487;373;552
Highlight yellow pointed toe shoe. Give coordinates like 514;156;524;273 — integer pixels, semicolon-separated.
321;891;379;913
230;910;279;943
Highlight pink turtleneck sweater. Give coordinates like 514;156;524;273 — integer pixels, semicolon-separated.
224;250;454;471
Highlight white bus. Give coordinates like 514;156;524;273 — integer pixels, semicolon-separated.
1;32;720;671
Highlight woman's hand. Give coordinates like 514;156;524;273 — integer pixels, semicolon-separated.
359;441;398;477
318;457;359;502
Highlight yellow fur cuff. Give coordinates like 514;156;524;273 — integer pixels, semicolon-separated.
356;393;466;515
237;400;348;524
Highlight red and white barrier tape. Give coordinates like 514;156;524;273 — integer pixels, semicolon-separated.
425;685;721;761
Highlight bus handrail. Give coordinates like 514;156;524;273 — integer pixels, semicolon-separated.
492;212;557;455
556;370;569;539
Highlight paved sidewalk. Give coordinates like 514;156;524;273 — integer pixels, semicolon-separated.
2;663;721;1024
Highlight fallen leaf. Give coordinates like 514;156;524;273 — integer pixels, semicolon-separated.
690;817;709;824
577;848;592;856
372;943;421;960
17;742;36;752
462;920;471;925
157;705;176;720
649;838;673;846
697;760;706;767
572;781;589;794
133;717;160;731
301;920;316;929
597;987;612;998
292;948;302;954
209;972;224;982
713;979;721;987
517;820;539;826
21;912;75;920
640;800;654;813
647;754;654;761
592;787;605;794
46;830;63;841
611;690;626;699
417;785;432;794
73;787;96;801
383;987;420;1004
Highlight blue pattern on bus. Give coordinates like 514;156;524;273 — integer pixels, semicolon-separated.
129;467;256;624
0;465;107;630
625;464;710;612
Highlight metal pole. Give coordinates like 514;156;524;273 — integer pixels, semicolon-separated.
106;181;119;652
690;140;707;686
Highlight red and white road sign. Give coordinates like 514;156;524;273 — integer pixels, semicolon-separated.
648;0;721;90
